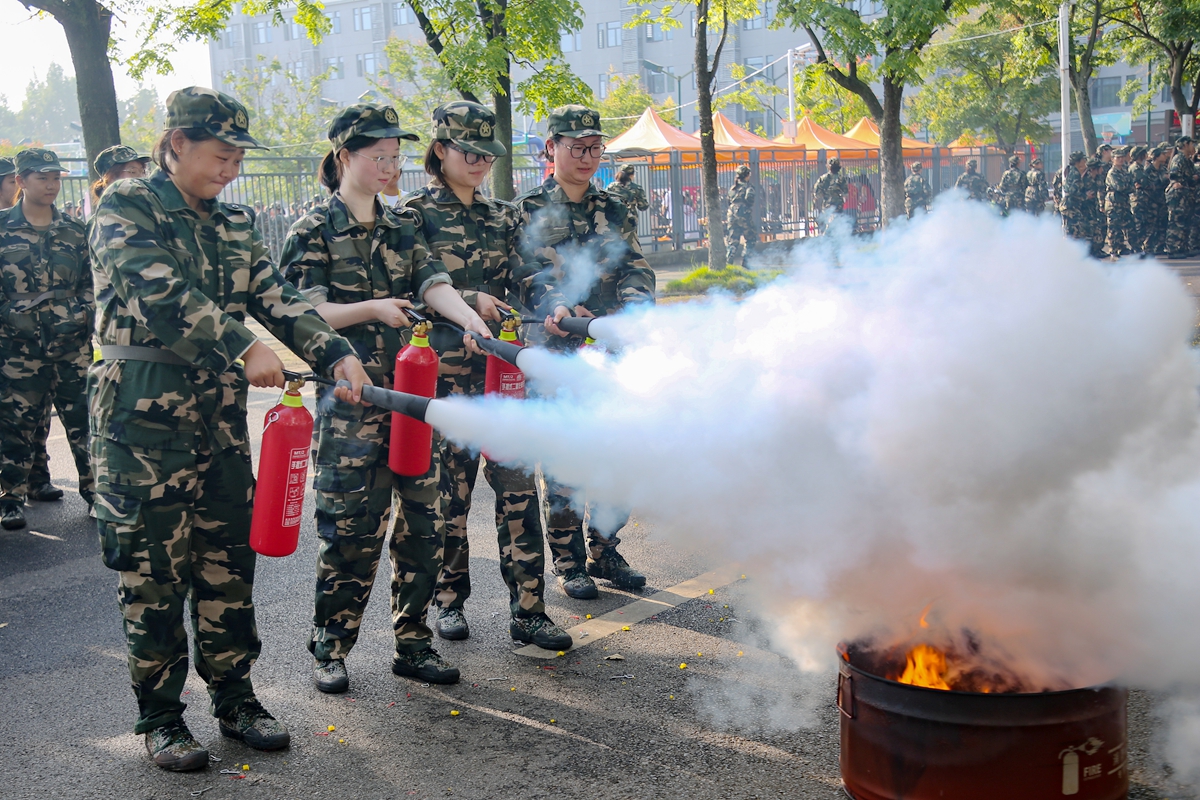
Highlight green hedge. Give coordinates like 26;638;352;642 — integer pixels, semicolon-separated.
664;265;783;296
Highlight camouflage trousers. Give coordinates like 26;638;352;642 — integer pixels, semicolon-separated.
0;343;92;506
726;218;757;265
1106;203;1136;255
434;443;546;616
309;399;444;660
29;405;52;488
1165;197;1193;255
904;202;929;219
1140;205;1167;254
92;429;259;735
541;476;629;572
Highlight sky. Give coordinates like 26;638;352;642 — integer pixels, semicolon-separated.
0;3;212;109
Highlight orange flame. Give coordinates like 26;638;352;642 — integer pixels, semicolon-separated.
897;644;952;691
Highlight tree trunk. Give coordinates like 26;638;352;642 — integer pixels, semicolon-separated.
56;1;121;180
695;3;726;268
878;78;905;224
1072;75;1098;155
1169;56;1196;138
492;62;515;201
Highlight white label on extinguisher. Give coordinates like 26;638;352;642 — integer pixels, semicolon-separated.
282;447;309;527
501;372;525;394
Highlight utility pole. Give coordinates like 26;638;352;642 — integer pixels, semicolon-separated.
783;44;810;141
1058;0;1073;176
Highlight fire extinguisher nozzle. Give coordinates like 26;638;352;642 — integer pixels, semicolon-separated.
555;317;594;339
469;332;527;368
343;381;432;422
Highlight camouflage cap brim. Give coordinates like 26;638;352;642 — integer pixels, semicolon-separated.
556;128;607;139
451;137;508;156
210;126;269;150
361;125;421;143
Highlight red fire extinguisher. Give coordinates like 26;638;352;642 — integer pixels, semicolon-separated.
250;381;313;557
390;321;439;476
485;317;525;399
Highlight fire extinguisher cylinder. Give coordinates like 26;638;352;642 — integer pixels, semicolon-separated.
389;323;440;477
250;384;314;557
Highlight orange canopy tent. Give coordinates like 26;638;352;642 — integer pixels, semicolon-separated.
845;117;936;155
694;111;807;161
606;107;736;162
772;115;876;158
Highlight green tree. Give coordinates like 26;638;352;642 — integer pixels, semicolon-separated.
632;0;761;268
1002;0;1115;156
1103;0;1200;138
407;0;593;200
220;56;336;155
597;73;679;137
13;0;329;179
908;15;1058;154
714;63;785;127
793;61;875;134
776;0;974;223
17;63;81;145
117;87;164;155
370;36;467;139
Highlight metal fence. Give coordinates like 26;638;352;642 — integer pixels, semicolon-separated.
54;145;1048;260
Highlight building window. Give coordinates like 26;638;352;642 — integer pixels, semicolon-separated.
253;21;272;44
560;28;582;52
357;52;378;76
645;23;672;41
648;72;666;94
223;26;242;48
597;21;621;49
326;11;342;34
1091;76;1122;108
394;2;414;25
288;60;311;79
599;74;610;100
354;6;375;31
743;2;770;29
326;56;345;79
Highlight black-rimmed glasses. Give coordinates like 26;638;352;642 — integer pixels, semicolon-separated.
446;143;498;165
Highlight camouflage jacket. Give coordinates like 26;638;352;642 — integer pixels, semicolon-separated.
1104;164;1135;210
280;191;451;388
604;180;649;214
813;171;848;212
1024;169;1049;207
955;171;988;201
0;202;93;359
903;174;931;208
1060;168;1089;217
1169;152;1198;189
998;168;1025;205
89;171;355;454
1143;163;1169;207
513;176;654;323
725;180;757;224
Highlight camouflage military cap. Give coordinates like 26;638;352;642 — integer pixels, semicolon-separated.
94;144;149;176
0;157;14;177
1112;145;1130;157
15;148;65;173
966;158;978;167
1087;156;1103;168
619;163;636;175
1176;135;1194;145
1030;156;1043;165
1097;143;1113;152
547;105;605;139
166;86;266;149
432;100;505;156
1150;145;1167;157
1069;150;1087;164
911;161;923;171
828;157;841;168
1131;145;1148;158
736;165;751;177
329;103;418;151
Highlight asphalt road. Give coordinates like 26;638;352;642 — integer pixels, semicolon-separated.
2;257;1199;799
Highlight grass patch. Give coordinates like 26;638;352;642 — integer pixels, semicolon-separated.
665;265;783;296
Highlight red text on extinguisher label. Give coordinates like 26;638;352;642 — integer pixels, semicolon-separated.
282;447;309;527
501;374;525;394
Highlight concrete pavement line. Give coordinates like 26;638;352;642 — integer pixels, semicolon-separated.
514;565;743;659
428;691;612;749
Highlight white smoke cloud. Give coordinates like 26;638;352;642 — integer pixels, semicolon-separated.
434;198;1200;763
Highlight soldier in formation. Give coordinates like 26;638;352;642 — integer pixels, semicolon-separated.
812;157;849;232
281;103;498;692
514;105;655;599
725;165;759;264
1166;136;1198;259
90;144;150;205
996;155;1025;215
1141;146;1171;255
0;148;95;533
903;162;931;218
403;100;573;653
955;159;989;201
605;163;649;224
1025;157;1049;215
88;87;370;770
1059;150;1092;243
1104;146;1136;257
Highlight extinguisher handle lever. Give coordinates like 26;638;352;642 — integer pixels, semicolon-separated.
469;332;526;367
281;369;335;386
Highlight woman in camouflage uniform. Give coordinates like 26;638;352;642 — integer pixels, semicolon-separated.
281;103;493;691
89;87;369;771
0;148;94;531
91;144;150;206
403;100;573;652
